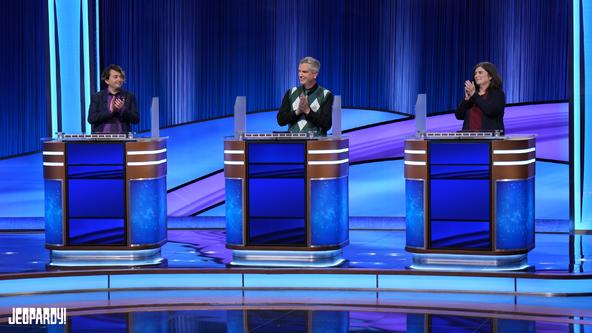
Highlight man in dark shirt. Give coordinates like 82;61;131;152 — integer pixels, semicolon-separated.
88;64;140;133
277;57;333;136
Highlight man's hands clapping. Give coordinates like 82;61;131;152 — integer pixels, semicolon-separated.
110;96;126;113
297;93;310;115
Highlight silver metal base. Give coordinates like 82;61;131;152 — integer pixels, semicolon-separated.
409;253;531;272
49;248;164;267
231;249;344;268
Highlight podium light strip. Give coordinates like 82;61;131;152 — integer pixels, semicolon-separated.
308;148;349;154
43;162;64;167
223;150;245;154
404;161;426;166
308;159;349;165
127;159;167;166
224;161;245;165
127;148;167;155
493;148;536;154
404;149;427;154
493;159;536;166
43;151;64;156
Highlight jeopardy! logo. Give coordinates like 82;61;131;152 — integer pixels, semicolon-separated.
8;307;66;325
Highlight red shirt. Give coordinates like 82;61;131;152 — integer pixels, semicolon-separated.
468;105;482;130
468;93;488;130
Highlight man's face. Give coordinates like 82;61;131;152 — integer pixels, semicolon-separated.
298;63;318;87
104;70;124;92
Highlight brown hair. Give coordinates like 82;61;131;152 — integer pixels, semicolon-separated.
101;64;126;82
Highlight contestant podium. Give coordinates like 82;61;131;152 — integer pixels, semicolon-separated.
224;133;349;267
43;133;167;266
405;132;535;271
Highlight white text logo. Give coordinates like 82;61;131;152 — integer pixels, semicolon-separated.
8;307;66;325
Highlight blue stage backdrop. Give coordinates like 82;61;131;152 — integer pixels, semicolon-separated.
100;0;569;133
0;1;48;158
1;0;570;157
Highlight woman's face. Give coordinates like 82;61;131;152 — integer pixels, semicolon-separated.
474;66;492;88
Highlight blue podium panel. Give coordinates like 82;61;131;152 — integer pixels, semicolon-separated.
310;177;348;246
44;179;63;245
430;220;491;249
406;179;424;248
429;142;490;164
247;142;306;246
496;178;535;250
66;143;126;245
247;177;306;245
66;143;124;164
68;178;124;217
226;178;243;245
248;143;305;163
68;218;125;245
249;218;306;245
248;178;305;217
130;177;167;245
430;179;490;221
429;142;490;250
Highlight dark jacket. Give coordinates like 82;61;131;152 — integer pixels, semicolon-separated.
455;88;505;133
87;89;140;133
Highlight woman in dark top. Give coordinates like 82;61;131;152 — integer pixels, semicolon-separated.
455;62;505;133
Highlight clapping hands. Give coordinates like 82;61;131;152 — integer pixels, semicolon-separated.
464;80;476;100
110;96;126;113
297;93;310;115
113;97;125;111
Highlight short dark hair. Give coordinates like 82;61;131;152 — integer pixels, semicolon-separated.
473;62;502;91
101;64;126;82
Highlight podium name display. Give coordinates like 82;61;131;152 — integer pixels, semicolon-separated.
43;134;167;266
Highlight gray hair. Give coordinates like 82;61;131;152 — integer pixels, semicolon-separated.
299;57;320;73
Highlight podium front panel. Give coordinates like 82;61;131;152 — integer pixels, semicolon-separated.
246;141;306;246
405;135;535;257
43;137;167;251
66;142;126;245
225;137;349;252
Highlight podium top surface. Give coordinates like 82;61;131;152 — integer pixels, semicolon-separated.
42;133;167;142
227;132;347;141
412;131;535;141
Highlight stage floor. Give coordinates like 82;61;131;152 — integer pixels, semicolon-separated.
1;221;592;328
0;223;588;274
